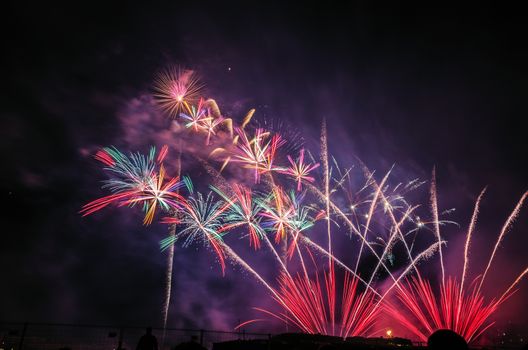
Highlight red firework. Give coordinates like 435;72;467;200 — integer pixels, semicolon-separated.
385;189;528;344
252;264;381;338
386;275;513;343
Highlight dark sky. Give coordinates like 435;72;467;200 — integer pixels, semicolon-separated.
2;1;527;339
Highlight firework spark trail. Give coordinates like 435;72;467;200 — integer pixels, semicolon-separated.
219;241;280;299
161;143;182;343
210;108;256;173
162;222;176;344
262;232;294;280
478;191;528;291
460;188;487;299
306;183;402;286
362;205;419;295
430;168;445;286
384;241;443;298
295;242;311;283
339;271;381;338
358;163;420;273
354;167;393;273
346;202;418;335
497;266;528;303
126;165;185;225
299;235;380;297
367;241;443;317
220;241;311;330
320;120;336;335
230;128;284;183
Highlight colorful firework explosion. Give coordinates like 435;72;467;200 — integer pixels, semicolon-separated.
81;68;528;344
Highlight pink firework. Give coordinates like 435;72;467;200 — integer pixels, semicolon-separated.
153;67;204;117
282;148;320;191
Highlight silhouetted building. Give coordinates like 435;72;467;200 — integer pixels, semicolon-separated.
212;333;423;350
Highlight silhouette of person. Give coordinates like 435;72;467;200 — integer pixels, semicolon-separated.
136;327;158;350
427;329;468;350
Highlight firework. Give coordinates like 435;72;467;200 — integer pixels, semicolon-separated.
386;189;528;343
387;275;511;343
81;146;185;225
258;186;295;244
80;68;528;345
230;128;285;183
179;98;210;131
282;148;320;191
153;67;204;117
213;184;266;249
160;190;231;275
250;259;381;337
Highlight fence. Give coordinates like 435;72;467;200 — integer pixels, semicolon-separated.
0;322;272;350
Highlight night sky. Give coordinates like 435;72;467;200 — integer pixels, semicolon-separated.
2;2;527;339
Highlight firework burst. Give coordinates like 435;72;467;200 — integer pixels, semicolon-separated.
81;68;528;345
153;67;204;117
385;189;528;344
160;189;231;275
282;148;320;191
80;146;185;225
213;184;266;249
248;261;381;337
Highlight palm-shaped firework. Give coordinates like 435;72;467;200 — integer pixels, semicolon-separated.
161;186;231;275
81;146;185;225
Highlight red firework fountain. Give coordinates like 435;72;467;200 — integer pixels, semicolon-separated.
386;186;528;344
256;264;381;338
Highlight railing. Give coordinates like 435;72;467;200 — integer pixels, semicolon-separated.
2;322;524;350
0;322;272;350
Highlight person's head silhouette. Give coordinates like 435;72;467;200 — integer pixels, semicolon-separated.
146;327;152;335
428;329;468;350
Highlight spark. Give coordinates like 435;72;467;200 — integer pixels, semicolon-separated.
479;191;528;291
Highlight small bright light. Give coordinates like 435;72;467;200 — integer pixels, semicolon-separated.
364;214;369;219
386;329;392;337
350;205;356;210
